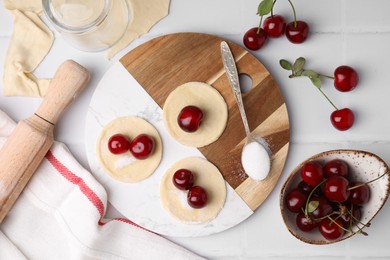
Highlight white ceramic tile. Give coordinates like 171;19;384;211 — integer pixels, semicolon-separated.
345;0;390;32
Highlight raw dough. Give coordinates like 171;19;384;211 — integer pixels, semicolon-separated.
163;82;228;147
160;157;226;224
96;116;162;183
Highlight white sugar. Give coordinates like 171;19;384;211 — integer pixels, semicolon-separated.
241;141;271;181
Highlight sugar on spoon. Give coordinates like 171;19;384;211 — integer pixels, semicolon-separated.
220;41;271;181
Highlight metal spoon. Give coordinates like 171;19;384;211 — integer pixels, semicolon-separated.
220;41;271;181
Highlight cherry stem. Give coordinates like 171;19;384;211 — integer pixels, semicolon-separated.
348;170;389;191
257;15;264;34
317;87;339;110
318;73;335;80
327;216;368;236
288;0;297;28
304;179;327;219
271;0;277;17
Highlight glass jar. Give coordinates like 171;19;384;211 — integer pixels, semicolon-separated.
42;0;130;52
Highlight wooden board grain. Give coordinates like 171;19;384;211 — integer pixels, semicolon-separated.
120;33;289;211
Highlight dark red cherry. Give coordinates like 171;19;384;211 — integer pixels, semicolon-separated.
187;186;208;209
330;108;355;131
177;105;204;133
308;197;333;221
319;217;345;240
296;211;318;232
263;15;286;38
339;204;362;228
348;182;370;206
243;27;267;50
323;159;349;178
324;175;350;202
108;134;130;154
285;21;309;44
172;169;194;190
129;134;155;159
301;161;324;187
298;180;313;196
285;189;307;213
334;65;359;92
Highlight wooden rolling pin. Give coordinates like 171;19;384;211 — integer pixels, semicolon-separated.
0;60;90;223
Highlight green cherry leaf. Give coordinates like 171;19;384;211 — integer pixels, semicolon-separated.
279;59;292;71
257;0;273;16
302;70;319;79
307;200;319;213
293;57;306;73
310;76;322;89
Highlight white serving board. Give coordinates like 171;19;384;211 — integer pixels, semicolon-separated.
85;62;253;237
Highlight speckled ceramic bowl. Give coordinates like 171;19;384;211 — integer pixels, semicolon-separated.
280;149;390;244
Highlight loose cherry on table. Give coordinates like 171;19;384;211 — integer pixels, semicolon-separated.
263;15;286;38
330;108;355;131
279;57;358;131
172;169;194;190
243;27;268;51
285;21;309;44
129;134;155;160
334;65;359;92
177;105;204;133
108;134;131;154
187;186;208;209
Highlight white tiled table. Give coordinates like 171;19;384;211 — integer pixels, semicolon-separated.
1;0;390;259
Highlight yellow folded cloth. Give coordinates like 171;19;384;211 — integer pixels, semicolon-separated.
3;0;170;97
3;1;53;97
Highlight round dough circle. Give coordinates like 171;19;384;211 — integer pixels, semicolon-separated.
96;116;162;183
163;82;228;147
160;157;226;224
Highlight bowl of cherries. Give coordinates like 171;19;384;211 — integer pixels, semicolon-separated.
280;150;390;244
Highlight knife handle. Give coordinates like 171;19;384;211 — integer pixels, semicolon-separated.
0;60;90;223
36;60;90;125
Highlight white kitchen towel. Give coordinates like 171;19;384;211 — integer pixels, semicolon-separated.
0;109;204;260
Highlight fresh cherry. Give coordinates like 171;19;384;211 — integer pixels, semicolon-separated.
187;186;208;209
324;175;350;202
301;161;324;187
129;134;155;160
324;159;349;178
298;180;313;196
308;196;333;221
172;169;194;190
108;134;130;155
330;108;355;131
334;65;359;92
296;211;318;232
285;189;307;213
339;204;362;228
348;182;370;206
177;105;204;133
243;27;267;50
285;21;309;44
319;217;345;240
263;15;286;38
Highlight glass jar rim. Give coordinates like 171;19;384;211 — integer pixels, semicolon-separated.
42;0;111;33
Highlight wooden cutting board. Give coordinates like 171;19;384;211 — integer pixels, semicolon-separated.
119;32;290;211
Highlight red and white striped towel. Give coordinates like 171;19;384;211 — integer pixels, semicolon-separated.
0;109;203;259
